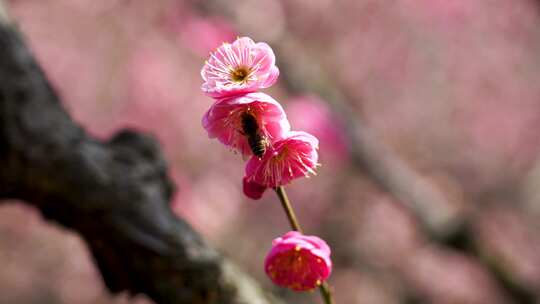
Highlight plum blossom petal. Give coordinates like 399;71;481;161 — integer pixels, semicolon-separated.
244;131;319;187
265;231;332;291
202;92;290;156
261;66;280;88
242;177;267;200
201;37;279;98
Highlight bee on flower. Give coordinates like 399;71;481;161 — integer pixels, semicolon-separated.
202;92;290;157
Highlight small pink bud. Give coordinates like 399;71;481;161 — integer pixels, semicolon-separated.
265;231;332;291
242;177;267;200
244;131;319;188
201;37;279;98
202;92;290;156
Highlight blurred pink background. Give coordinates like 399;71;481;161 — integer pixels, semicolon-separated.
2;0;540;303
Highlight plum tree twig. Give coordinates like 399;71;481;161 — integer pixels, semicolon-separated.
191;2;538;302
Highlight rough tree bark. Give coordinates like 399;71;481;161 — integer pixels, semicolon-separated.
0;4;280;304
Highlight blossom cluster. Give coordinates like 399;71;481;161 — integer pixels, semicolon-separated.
201;37;331;291
201;37;319;199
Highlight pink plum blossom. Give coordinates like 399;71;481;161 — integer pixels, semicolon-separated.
265;231;332;291
244;131;319;188
201;37;279;98
202;92;290;156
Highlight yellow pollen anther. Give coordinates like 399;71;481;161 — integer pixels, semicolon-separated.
231;67;250;83
316;279;322;286
295;245;301;251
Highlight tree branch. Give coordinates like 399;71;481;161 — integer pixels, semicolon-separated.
0;4;279;304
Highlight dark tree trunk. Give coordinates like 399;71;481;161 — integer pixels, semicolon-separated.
0;5;279;304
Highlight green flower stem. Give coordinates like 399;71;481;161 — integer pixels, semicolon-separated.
275;186;302;232
318;282;334;304
274;186;335;304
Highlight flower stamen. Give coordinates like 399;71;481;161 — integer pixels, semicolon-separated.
231;66;251;83
201;37;279;97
